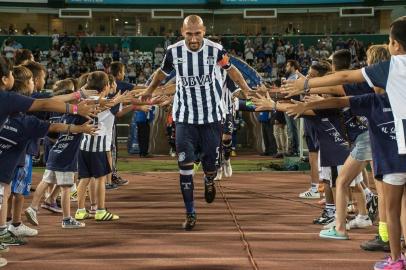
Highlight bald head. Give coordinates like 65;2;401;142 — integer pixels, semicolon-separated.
183;15;204;28
182;15;206;51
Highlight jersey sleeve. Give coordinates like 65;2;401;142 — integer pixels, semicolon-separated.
343;82;374;96
6;92;35;115
349;93;375;118
32;92;52;99
110;104;121;116
217;49;232;70
361;61;390;89
23;115;51;139
160;49;174;76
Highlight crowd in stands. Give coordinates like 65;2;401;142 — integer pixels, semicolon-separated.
1;33;368;88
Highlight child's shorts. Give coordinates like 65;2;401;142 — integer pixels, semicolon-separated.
11;155;32;196
42;170;75;186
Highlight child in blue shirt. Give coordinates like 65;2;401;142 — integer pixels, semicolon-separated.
283;17;406;270
0;69;96;248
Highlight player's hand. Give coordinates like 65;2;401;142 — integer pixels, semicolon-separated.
242;88;257;99
282;76;306;93
130;87;147;97
256;84;268;95
285;99;307;119
252;92;275;111
77;100;99;119
154;95;173;107
160;96;173;107
303;94;324;103
281;88;304;98
78;120;99;135
113;91;133;105
280;74;306;98
134;88;154;102
138;105;152;112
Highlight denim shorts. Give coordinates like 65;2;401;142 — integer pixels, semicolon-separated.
11;155;32;196
350;131;372;161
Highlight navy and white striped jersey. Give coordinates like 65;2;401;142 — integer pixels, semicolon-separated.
160;38;232;124
221;69;238;115
80;104;120;153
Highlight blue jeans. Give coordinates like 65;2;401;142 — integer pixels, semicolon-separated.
284;114;299;154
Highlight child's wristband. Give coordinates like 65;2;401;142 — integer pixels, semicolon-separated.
72;104;78;115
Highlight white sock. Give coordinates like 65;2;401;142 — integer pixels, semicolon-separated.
363;187;373;198
358;214;369;220
70;183;77;193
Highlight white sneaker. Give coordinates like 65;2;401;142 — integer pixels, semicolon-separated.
25;207;39;226
323;219;336;230
346;215;372;230
0;257;7;268
8;223;38;237
299;189;321;199
214;167;223;181
223;159;233;178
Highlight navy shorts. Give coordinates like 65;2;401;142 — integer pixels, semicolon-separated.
223;114;234;136
305;135;319;153
176;122;222;172
304;120;319;153
78;150;111;179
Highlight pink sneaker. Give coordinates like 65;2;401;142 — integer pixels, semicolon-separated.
374;256;405;270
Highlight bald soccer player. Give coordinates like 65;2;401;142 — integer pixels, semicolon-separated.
138;15;253;230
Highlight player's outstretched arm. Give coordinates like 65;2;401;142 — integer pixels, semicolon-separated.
226;66;253;96
252;92;316;117
282;85;346;98
283;69;365;93
285;96;351;119
28;99;97;119
135;69;167;100
48;121;98;135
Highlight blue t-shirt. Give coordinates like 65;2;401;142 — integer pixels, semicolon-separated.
0;91;34;132
116;80;134;94
349;93;406;178
0;114;50;183
362;61;390;90
46;114;87;172
27;91;54;156
46;112;64;140
314;107;367;144
30;91;53;121
343;82;374;96
340;107;369;143
306;111;350;167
